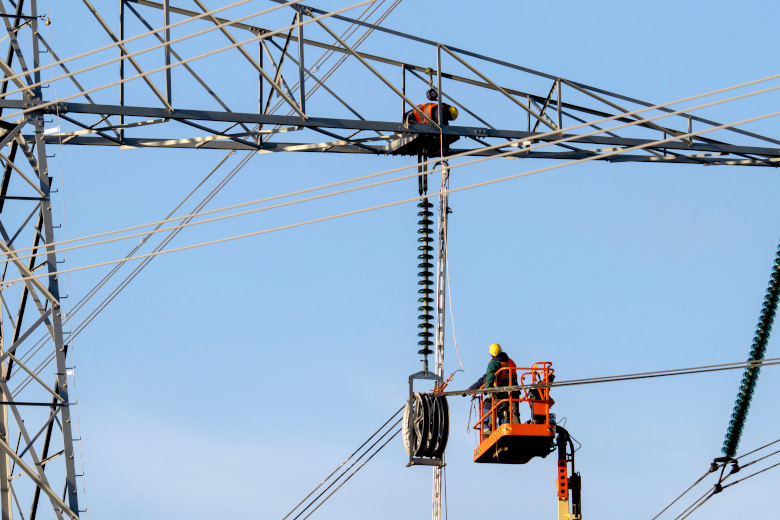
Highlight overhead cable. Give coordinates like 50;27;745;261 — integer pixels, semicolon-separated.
736;437;780;460
12;149;252;397
719;460;780;491
4;92;780;287
6;65;780;260
9;3;399;391
285;413;402;520
651;469;713;520
299;429;400;520
4;72;780;271
0;1;375;122
0;0;290;95
675;459;780;520
282;406;402;520
654;437;780;520
438;357;780;398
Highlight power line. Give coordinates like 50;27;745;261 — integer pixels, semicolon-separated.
720;460;780;491
9;4;400;393
5;66;780;264
282;406;403;520
285;417;403;520
9;6;401;395
300;429;401;520
0;1;374;122
653;439;780;520
5;91;780;288
438;358;780;397
2;75;780;278
0;0;289;96
651;469;713;520
12;149;254;397
736;438;780;460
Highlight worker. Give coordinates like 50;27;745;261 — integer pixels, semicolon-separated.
404;88;459;126
467;343;520;436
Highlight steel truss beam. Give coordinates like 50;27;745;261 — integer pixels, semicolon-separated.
5;99;778;161
0;3;774;167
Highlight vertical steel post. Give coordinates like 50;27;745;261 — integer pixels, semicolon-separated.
163;0;171;105
119;0;125;140
401;65;406;120
431;45;447;520
436;45;442;127
431;161;449;520
297;13;305;114
30;1;80;514
0;302;8;520
258;41;263;114
556;78;562;130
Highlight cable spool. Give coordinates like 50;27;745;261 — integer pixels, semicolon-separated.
417;199;435;359
403;392;449;459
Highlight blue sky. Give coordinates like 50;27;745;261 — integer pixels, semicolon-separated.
22;1;780;518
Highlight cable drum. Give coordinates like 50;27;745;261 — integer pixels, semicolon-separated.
403;392;449;459
431;396;449;459
421;394;439;457
403;392;427;456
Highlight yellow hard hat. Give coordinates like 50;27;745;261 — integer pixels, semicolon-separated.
489;343;502;356
448;106;459;120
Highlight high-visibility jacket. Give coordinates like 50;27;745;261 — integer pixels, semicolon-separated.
406;103;454;125
495;356;517;387
409;103;439;124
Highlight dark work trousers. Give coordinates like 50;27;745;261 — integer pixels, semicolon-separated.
483;394;520;430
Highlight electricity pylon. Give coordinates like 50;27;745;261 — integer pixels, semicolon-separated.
1;2;780;519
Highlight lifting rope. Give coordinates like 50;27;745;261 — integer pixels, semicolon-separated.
722;241;780;457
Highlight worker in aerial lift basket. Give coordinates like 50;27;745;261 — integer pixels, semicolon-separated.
465;343;520;437
404;88;459;126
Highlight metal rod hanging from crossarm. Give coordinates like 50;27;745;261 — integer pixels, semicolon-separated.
431;159;449;520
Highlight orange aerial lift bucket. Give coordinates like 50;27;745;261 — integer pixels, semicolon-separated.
473;362;556;464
